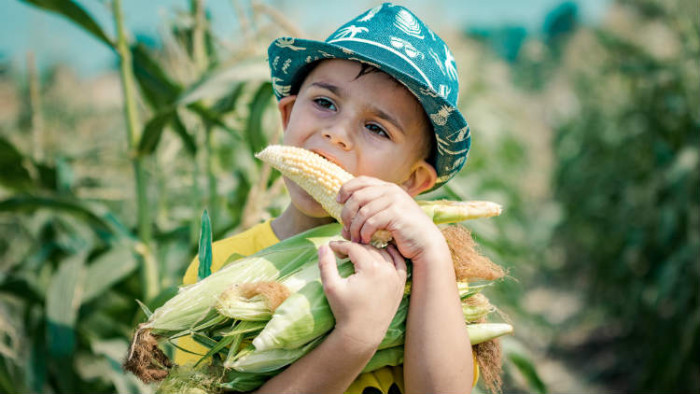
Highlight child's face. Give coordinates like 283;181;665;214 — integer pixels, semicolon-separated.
278;59;437;218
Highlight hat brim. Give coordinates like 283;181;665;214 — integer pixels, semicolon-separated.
268;37;471;188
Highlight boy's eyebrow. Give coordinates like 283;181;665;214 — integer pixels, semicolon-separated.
373;107;405;135
310;82;406;134
310;82;341;96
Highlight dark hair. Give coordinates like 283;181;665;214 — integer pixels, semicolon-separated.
289;60;437;169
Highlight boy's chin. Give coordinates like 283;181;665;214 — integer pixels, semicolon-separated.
286;181;332;218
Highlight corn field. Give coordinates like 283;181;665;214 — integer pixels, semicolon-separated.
0;0;697;393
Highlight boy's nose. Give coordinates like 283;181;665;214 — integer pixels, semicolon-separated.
322;126;353;150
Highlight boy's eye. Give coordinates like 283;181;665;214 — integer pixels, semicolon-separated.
366;123;390;139
314;97;336;111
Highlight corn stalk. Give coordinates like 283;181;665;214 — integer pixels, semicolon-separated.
112;0;159;301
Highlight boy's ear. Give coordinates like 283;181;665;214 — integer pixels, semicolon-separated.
401;160;438;197
278;95;297;130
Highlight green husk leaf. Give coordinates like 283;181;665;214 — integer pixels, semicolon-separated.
197;210;213;281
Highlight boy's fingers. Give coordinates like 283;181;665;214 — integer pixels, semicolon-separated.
386;245;407;277
329;240;370;271
318;244;341;287
337;176;385;203
350;198;391;244
340;185;385;230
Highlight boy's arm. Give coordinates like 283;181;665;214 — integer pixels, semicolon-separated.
256;242;407;393
338;177;474;393
254;328;376;394
403;237;474;393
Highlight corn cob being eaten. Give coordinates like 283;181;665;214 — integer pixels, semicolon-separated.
255;145;502;247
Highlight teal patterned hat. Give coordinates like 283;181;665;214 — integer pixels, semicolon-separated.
267;3;470;188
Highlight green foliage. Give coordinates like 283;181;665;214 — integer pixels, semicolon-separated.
550;1;699;391
197;210;213;281
2;1;285;392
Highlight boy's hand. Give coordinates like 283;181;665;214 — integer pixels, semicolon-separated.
318;241;407;349
337;176;445;262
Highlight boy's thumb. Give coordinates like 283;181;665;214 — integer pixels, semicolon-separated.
318;244;341;286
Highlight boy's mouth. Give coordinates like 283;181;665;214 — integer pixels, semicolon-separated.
310;149;346;171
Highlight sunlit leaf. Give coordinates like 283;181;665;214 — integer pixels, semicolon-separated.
46;253;86;358
82;245;137;304
135;299;152;319
178;61;268;106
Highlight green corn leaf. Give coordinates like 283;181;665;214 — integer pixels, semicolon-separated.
178;60;268;107
220;370;275;393
0;196;118;242
198;209;213;281
211;83;247;115
135;300;153;319
46;253;86;358
131;43;182;109
26;325;48;393
194;335;236;368
362;346;404;373
82;245;137;304
191;332;219;349
245;82;274;155
146;286;180;314
137;111;175;156
186;103;235;133
508;352;547;394
171;112;197;156
19;0;113;48
217;320;266;337
0;136;32;191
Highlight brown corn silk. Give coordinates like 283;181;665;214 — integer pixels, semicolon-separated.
474;336;504;394
238;281;291;312
441;224;505;282
122;325;172;383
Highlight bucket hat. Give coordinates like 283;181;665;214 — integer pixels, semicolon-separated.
267;3;470;188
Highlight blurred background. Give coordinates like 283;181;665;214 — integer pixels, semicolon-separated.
0;0;697;393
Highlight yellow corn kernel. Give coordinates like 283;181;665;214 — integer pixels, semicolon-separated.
256;145;393;247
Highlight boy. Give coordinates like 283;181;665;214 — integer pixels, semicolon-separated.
177;3;474;393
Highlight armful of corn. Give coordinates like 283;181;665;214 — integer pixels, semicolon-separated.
123;145;513;393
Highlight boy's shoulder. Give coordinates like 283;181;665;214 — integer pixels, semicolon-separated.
182;220;279;285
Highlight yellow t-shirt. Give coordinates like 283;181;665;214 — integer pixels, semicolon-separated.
174;220;408;393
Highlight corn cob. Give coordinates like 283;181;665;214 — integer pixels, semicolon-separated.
231;322;513;374
124;223;342;381
362;322;514;375
255;145;502;247
252;275;483;352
